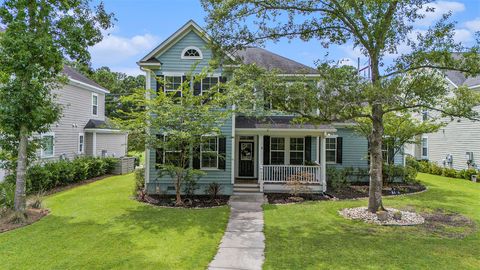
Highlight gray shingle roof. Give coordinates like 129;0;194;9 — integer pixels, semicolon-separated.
63;65;108;91
233;47;318;74
85;119;117;129
444;53;480;88
236;116;333;130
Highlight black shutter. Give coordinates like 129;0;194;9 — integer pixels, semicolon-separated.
219;76;227;93
263;136;270;165
388;144;395;165
193;79;201;96
155;134;164;164
305;136;312;163
193;143;200;169
336;137;343;164
318;137;322;163
218;137;226;169
156;75;164;93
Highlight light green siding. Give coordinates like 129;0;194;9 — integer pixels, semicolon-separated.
145;28;233;195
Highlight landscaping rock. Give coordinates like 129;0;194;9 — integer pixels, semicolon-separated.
339;207;424;226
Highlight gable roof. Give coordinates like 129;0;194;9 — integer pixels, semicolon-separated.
233;47;318;74
444;53;480;89
63;65;109;94
138;20;318;75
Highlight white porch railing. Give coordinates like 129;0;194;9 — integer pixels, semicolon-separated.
260;165;321;191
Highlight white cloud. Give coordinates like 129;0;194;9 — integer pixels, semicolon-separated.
465;18;480;32
453;28;473;43
89;33;160;66
417;1;465;26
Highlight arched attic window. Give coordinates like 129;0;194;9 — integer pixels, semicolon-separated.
181;46;203;59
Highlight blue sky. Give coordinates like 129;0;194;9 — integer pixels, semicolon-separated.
90;0;480;75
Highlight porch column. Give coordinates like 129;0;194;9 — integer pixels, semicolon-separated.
92;132;97;157
320;134;327;192
258;134;264;192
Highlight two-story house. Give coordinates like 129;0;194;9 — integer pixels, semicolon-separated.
408;62;480;170
0;65;128;181
137;20;403;195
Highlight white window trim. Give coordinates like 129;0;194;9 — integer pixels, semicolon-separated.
78;133;85;154
92;93;99;117
41;132;55;158
200;76;220;96
421;135;429;159
181;46;203;60
289;137;305;165
270;137;286;165
163;75;183;97
200;136;219;170
163;136;181;164
325;137;337;164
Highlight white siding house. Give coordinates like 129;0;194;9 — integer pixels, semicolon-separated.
0;66;128;181
409;65;480;170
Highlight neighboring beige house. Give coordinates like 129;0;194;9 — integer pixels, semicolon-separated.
0;66;128;181
408;66;480;171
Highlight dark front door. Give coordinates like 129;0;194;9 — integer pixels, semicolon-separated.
239;141;255;177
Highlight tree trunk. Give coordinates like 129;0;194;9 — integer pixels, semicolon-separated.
175;173;182;206
14;125;29;212
368;105;385;213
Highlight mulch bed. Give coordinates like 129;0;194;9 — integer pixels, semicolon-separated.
139;194;230;208
420;209;477;238
0;208;49;233
327;182;426;200
266;182;426;204
266;193;330;204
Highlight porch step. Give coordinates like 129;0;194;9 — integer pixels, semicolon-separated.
233;183;261;194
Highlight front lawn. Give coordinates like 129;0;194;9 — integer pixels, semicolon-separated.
263;173;480;269
0;174;229;270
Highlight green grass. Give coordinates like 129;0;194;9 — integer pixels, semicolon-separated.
263;173;480;270
0;174;229;270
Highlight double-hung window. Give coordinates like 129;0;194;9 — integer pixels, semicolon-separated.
270;137;285;165
201;77;219;95
41;133;55;158
164;76;183;96
92;93;98;116
289;137;304;165
78;133;85;154
325;138;337;163
163;137;182;166
201;136;218;169
421;136;428;159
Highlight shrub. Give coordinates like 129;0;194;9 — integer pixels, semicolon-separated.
205;182;222;199
418;161;430;173
71;158;88;181
183;175;198;197
103;157;118;174
284;171;312;197
456;169;466;179
406;156;420;171
429;162;443;175
404;165;418;183
133;168;145;195
29;192;44;209
0;181;15;209
26;164;53;193
464;169;477;180
383;164;406;184
442;168;457;178
326;167;349;191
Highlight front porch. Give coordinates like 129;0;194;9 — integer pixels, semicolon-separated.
233;116;337;193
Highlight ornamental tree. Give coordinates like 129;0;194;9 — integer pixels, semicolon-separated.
0;0;114;212
203;0;480;212
115;70;231;205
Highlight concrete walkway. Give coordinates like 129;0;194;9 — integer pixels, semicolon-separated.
209;193;266;270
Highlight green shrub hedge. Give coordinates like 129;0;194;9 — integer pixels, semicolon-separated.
3;157;118;196
406;156;479;181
